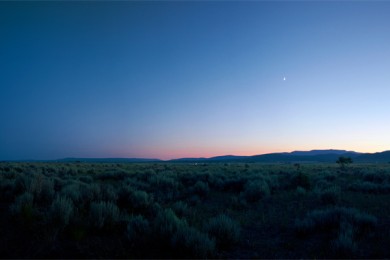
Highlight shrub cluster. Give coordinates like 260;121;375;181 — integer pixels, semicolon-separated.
241;179;270;202
89;201;121;229
348;181;390;194
295;206;377;257
205;214;241;249
0;162;388;258
153;209;216;258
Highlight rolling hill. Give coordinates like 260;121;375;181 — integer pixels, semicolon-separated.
49;150;390;164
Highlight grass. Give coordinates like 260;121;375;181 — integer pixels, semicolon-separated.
0;162;390;258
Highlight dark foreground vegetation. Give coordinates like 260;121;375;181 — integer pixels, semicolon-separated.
1;162;390;258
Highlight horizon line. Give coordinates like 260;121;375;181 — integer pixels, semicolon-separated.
1;148;389;162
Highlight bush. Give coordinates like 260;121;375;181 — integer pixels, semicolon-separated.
295;207;376;258
149;175;180;201
172;224;216;258
208;174;225;190
101;184;118;202
14;174;32;195
126;215;150;242
130;190;152;209
60;183;82;204
85;183;101;201
348;181;390;194
50;196;74;227
205;214;240;249
296;186;307;195
331;220;357;257
0;178;15;202
318;186;341;205
230;195;248;210
324;173;337;182
89;201;121;229
37;178;55;205
79;175;93;184
53;177;66;191
295;207;377;236
153;208;184;239
314;179;332;191
70;183;100;209
10;192;34;218
171;201;190;218
119;187;153;214
241;179;270;202
152;209;215;258
223;177;246;193
95;170;127;181
149;175;179;191
192;181;210;198
29;174;44;197
292;172;311;190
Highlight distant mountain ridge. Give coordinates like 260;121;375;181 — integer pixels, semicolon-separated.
289;149;360;156
169;149;362;163
353;151;390;163
43;149;390;163
58;158;161;163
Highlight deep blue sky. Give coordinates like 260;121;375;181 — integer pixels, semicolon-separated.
1;1;390;160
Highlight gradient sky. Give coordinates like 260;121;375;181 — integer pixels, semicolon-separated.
1;1;390;160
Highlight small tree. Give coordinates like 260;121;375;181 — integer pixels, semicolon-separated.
336;156;353;170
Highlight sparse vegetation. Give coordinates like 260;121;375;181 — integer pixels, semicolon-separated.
0;162;390;258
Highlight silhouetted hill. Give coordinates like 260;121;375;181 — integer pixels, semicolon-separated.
170;155;249;162
50;150;390;164
209;155;249;161
354;151;390;163
246;152;360;163
290;149;360;156
58;158;161;163
170;150;363;163
169;157;209;162
168;150;383;163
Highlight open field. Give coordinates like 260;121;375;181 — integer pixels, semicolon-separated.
1;162;390;258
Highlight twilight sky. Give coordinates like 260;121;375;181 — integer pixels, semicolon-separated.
1;1;390;160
